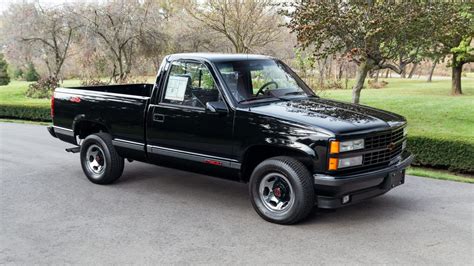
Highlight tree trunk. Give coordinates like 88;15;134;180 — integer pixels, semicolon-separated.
318;58;327;87
352;63;369;104
374;70;380;82
336;63;343;81
427;60;437;82
344;67;349;90
451;64;463;95
385;69;390;78
400;65;406;78
408;63;418;79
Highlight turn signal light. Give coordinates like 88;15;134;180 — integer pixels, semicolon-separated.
328;158;338;170
329;141;340;154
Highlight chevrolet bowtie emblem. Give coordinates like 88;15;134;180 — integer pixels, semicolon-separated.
387;142;396;151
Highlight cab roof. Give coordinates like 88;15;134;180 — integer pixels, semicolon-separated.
167;53;274;63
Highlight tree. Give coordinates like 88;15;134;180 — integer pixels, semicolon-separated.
13;68;24;80
186;0;281;53
407;62;418;79
0;53;11;85
430;3;473;95
80;1;168;82
10;3;81;79
25;62;40;82
0;3;43;76
284;1;432;103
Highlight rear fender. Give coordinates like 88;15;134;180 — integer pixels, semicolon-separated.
73;115;111;143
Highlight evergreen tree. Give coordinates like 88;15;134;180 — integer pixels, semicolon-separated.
25;62;40;82
0;53;11;85
13;68;24;80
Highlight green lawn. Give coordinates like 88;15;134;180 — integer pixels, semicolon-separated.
0;80;81;107
407;166;474;184
320;77;474;143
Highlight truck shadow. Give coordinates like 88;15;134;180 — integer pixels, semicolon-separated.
301;195;412;226
118;162;413;226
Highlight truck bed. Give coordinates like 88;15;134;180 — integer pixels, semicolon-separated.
52;84;153;152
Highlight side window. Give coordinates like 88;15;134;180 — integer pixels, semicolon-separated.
162;61;222;108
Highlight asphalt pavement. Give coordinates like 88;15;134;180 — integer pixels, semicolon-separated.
1;122;473;264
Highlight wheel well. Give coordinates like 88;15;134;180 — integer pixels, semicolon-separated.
74;121;109;140
240;145;314;183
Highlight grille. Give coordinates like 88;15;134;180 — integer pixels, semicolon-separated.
365;127;404;150
363;143;403;166
363;127;405;166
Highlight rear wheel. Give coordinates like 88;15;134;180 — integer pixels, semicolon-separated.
249;156;315;224
80;133;124;184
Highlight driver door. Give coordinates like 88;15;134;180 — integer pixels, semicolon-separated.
146;60;236;167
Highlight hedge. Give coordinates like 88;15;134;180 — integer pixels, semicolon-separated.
0;104;51;121
0;104;472;173
407;136;474;174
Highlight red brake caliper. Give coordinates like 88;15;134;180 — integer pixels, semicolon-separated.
273;187;282;198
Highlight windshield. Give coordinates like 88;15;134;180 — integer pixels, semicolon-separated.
215;59;313;104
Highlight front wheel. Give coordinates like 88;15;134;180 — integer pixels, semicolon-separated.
80;133;124;184
249;156;315;224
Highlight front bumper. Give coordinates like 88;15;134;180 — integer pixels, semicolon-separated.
314;151;414;208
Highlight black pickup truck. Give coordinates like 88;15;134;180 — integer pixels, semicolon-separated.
48;53;414;224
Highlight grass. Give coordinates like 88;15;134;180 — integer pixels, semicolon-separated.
320;77;474;143
0;80;82;107
407;167;474;184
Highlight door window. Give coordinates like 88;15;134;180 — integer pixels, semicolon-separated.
162;61;222;108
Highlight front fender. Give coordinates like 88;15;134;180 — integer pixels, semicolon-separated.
262;138;317;159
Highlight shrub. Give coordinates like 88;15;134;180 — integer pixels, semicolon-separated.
368;80;388;89
321;81;344;90
24;63;40;82
80;79;109;86
408;136;474;174
0;104;51;121
313;80;344;91
13;68;24;80
0;53;10;86
26;77;59;99
118;76;148;84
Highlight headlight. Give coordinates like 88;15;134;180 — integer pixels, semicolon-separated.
330;139;364;154
403;127;408;137
328;156;363;170
338;156;363;168
340;139;364;152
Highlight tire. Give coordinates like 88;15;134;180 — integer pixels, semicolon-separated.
249;156;315;224
80;133;124;185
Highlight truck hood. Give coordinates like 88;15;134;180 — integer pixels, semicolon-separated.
246;97;406;134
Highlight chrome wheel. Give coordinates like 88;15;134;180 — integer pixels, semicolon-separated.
85;144;106;176
259;173;294;212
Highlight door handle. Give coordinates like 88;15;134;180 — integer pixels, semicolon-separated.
153;114;165;123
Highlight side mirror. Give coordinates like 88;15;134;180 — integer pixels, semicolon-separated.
206;101;228;114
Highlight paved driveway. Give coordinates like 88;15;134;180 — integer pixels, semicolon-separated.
1;122;473;264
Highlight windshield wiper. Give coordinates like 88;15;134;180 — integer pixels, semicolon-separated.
283;91;306;96
238;96;277;104
238;91;312;104
283;91;318;98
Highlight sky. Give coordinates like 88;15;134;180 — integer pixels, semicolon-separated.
0;0;101;13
